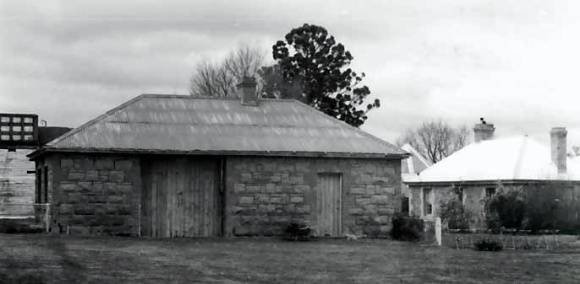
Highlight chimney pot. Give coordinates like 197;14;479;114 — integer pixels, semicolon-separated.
238;76;258;106
550;127;567;175
473;119;495;143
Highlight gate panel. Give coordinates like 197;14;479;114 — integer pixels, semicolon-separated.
142;158;221;237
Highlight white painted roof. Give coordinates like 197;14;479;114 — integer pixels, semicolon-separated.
414;136;580;182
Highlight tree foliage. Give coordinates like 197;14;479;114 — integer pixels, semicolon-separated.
271;23;379;127
258;64;302;99
189;45;265;97
397;120;471;163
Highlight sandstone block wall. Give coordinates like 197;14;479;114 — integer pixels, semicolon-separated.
38;153;403;238
225;157;402;237
409;185;491;227
43;154;141;236
409;181;580;230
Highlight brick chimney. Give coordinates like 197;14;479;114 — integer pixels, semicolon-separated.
473;118;495;143
550;127;567;174
238;76;258;106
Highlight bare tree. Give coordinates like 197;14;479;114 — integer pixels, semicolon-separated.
189;61;234;97
397;120;471;163
453;125;470;152
189;45;265;97
224;45;265;80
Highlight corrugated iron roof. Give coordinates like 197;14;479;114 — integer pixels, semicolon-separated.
409;136;580;183
34;95;405;159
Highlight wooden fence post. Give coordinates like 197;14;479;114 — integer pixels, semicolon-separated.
435;217;442;246
45;203;50;233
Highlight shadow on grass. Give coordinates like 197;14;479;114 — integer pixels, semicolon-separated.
46;237;87;283
0;246;46;284
0;236;87;283
0;272;45;284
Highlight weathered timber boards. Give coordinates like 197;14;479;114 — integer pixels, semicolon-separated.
141;158;221;237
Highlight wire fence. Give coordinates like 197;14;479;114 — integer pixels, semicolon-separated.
441;228;577;250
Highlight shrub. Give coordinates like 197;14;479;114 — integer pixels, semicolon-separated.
484;185;580;233
523;183;572;232
484;190;525;231
0;219;43;234
474;239;503;251
439;198;471;230
390;214;424;242
284;222;312;241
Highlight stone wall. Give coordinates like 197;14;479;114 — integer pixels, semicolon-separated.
37;153;403;238
225;157;402;237
0;149;35;217
43;154;141;236
409;184;497;227
408;181;580;230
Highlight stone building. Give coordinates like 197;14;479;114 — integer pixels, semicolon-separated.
405;121;580;229
29;80;407;237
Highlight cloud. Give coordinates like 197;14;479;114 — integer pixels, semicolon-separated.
2;0;580;148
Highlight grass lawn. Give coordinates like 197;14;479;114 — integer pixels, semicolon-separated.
1;234;579;283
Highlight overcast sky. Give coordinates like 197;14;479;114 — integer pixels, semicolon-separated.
2;0;580;148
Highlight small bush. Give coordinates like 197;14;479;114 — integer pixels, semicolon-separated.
390;214;424;242
439;198;472;230
0;219;43;234
474;239;503;251
284;222;312;241
485;190;525;232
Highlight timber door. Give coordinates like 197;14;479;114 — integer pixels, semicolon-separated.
141;158;222;238
316;173;342;237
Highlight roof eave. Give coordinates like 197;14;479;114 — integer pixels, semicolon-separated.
29;147;410;160
405;178;580;186
27;147;46;160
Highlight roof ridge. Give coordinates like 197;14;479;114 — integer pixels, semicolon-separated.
512;136;528;179
290;100;406;155
106;120;347;129
402;143;432;167
140;93;299;103
46;95;148;147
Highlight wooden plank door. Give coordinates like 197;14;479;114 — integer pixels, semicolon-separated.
142;158;221;238
187;159;221;237
317;173;342;237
